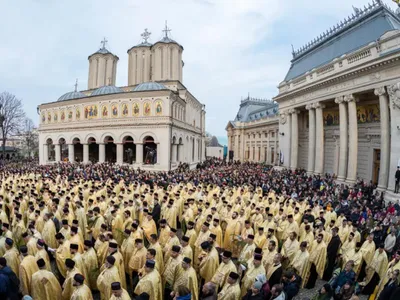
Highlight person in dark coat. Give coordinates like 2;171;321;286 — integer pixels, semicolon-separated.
323;227;341;280
268;253;283;288
378;269;399;300
0;257;20;300
282;270;301;300
242;281;265;300
152;196;161;226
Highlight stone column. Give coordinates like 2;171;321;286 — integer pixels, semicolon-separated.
274;129;278;165
387;83;400;196
375;87;390;190
136;143;143;164
55;144;61;162
43;144;49;163
98;143;105;163
234;135;239;160
345;94;358;184
68;144;75;163
116;143;124;165
314;102;325;175
306;104;316;174
172;144;178;162
335;96;348;181
290;109;299;170
83;144;89;163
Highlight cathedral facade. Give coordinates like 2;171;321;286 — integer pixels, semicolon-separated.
274;1;400;201
38;27;206;171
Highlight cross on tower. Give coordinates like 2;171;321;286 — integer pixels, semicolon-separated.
162;20;171;38
141;28;151;43
101;37;108;49
74;79;78;92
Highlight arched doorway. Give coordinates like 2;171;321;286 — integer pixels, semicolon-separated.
59;138;68;162
172;136;177;162
178;137;183;162
88;137;99;163
46;138;55;161
192;137;195;162
73;138;83;162
143;136;157;164
123;136;136;164
104;136;116;163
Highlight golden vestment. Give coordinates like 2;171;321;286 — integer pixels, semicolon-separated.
239;243;256;264
364;250;388;285
149;242;165;273
200;247;220;282
303;240;327;287
281;237;299;264
4;248;20;276
174;266;199;300
31;269;62;300
110;289;131;300
42;219;57;248
223;218;241;251
55;240;71;278
211;259;237;288
291;249;309;287
19;254;39;296
70;284;94;300
129;246;147;273
134;269;163;300
35;248;51;271
376;258;400;297
82;247;99;290
97;265;121;300
218;282;241;300
241;264;266;296
163;255;183;288
360;240;376;265
62;267;80;300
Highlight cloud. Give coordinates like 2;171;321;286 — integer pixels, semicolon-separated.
0;0;397;137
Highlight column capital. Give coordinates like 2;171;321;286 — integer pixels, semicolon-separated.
344;94;358;103
334;96;345;104
305;104;314;110
312;102;325;109
387;82;400;109
374;86;386;97
288;108;300;114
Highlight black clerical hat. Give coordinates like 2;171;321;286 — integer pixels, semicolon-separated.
106;255;116;265
229;272;240;280
183;257;192;264
171;245;181;253
74;273;85;284
70;243;79;250
36;258;45;268
145;260;155;268
111;282;121;290
65;258;75;268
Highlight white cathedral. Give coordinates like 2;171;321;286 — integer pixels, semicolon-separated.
38;25;206;171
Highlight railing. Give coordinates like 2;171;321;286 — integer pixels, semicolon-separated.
347;49;371;64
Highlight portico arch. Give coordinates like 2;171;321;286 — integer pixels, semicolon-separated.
143;136;157;164
87;137;99;163
58;138;68;161
104;135;116;163
46;138;55;161
73;138;83;162
122;135;136;164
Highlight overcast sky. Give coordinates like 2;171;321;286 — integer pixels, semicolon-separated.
0;0;397;144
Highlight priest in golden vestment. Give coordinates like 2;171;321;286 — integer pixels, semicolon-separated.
376;250;400;297
211;250;237;289
106;241;127;290
283;215;299;241
141;213;157;242
239;234;256;264
181;236;193;261
42;213;57;249
211;218;223;247
304;234;327;289
241;254;266;296
3;238;20;276
54;232;70;278
254;227;267;249
359;234;376;278
19;245;39;296
70;243;90;289
163;200;178;229
340;232;356;267
173;257;199;300
111;209;124;245
163;245;183;295
194;222;211;269
199;241;220;283
361;245;388;295
97;256;121;300
149;234;165;273
163;228;180;262
218;271;241;300
70;273;93;300
82;240;99;291
262;240;278;271
121;229;135;271
129;238;147;290
281;232;299;267
62;259;81;300
291;241;310;288
110;281;130;300
134;260;163;300
223;212;241;252
31;258;62;300
35;239;51;271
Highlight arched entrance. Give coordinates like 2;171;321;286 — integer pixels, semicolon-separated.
104;136;116;163
46;138;55;161
178;137;183;162
143;136;157;164
73;138;83;162
123;136;136;164
88;137;99;163
59;138;68;162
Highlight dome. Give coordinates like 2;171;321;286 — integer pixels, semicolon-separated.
155;36;183;49
133;82;167;92
58;91;86;102
127;41;153;52
91;85;124;96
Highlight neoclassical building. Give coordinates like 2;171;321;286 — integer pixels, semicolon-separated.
38;27;206;171
226;96;279;164
274;1;400;200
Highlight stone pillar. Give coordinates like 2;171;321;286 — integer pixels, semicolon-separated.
155;143;159;164
375;87;390;190
345;94;358;184
306;104;316;174
43;144;49;163
116;143;124;165
68;144;75;163
136;143;143;164
289;109;299;169
314;102;325;175
171;144;177;162
83;144;89;163
178;144;183;162
234;135;239;160
274;129;278;165
335;96;348;181
98;143;105;163
55;144;61;162
387;83;400;196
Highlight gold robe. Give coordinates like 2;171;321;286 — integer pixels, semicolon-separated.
149;242;165;274
72;252;90;288
211;259;237;288
121;237;135;271
262;249;277;271
194;230;210;268
70;284;94;300
304;240;327;286
31;269;62;300
364;250;388;285
360;240;376;266
376;258;400;297
141;218;157;242
82;247;99;290
134;269;163;300
55;240;71;278
182;245;193;262
223;218;241;251
163;255;183;289
112;214;124;245
35;248;51;271
97;265;121;300
211;225;224;247
110;289;130;300
241;264;266;296
69;234;84;253
218;282;241;300
174;266;199;300
19;254;39;296
4;248;20;276
200;247;220;282
62;267;80;300
163;235;180;262
254;233;266;249
42;219;57;248
291;249;309;288
129;246;147;273
281;237;299;264
239;243;256;264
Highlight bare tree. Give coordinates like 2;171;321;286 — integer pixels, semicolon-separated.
20;118;38;158
0;92;26;158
